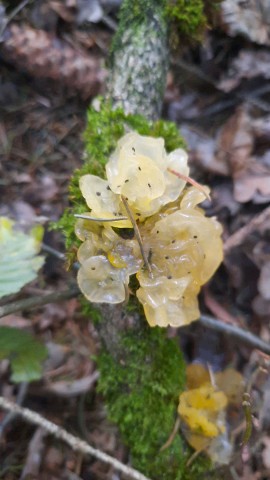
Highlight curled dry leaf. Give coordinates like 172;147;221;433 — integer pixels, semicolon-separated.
0;24;105;99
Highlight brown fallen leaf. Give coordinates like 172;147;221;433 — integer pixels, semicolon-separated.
0;24;105;99
216;108;270;203
234;162;270;203
216;107;253;175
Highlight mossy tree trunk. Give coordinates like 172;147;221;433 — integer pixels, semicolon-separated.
63;1;216;478
95;0;169;359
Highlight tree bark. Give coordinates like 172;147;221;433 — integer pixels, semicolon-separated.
96;1;169;354
109;4;169;120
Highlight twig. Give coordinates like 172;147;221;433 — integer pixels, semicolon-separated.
121;195;152;276
203;287;239;326
74;214;128;222
19;427;47;480
0;286;80;318
160;416;180;452
42;243;66;261
0;0;32;40
0;397;151;480
200;314;270;355
224;206;270;253
167;169;210;200
0;382;28;437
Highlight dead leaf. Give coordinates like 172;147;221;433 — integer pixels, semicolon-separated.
262;436;270;469
0;314;31;329
216;108;253;175
77;0;104;24
220;0;270;45
258;261;270;300
20;428;47;480
181;124;230;176
234;162;270;203
218;49;270;92
252;295;270;317
50;1;75;22
45;371;99;397
215;108;270;203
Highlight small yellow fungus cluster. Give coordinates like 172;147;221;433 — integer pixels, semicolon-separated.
178;364;245;464
75;132;223;327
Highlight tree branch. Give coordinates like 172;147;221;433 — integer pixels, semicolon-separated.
0;286;80;318
224;205;270;253
0;397;151;480
200;314;270;355
109;3;168;120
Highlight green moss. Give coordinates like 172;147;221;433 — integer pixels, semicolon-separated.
165;0;222;45
97;324;214;479
55;98;185;250
165;0;206;40
80;297;103;325
112;0;219;54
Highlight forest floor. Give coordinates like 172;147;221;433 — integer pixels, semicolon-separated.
1;1;270;479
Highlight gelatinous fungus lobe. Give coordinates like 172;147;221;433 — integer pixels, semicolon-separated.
75;133;223;327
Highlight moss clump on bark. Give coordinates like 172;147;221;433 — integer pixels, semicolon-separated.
165;0;207;41
97;323;213;480
112;0;213;52
55;98;186;250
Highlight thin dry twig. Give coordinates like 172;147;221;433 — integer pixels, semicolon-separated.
0;397;151;480
160;416;180;452
167;169;210;200
0;285;80;318
121;195;153;276
0;0;31;40
41;243;66;261
200;314;270;355
224;206;270;253
0;382;28;437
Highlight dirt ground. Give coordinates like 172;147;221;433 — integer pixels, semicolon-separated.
1;1;270;479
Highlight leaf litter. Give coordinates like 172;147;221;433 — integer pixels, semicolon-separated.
1;0;270;479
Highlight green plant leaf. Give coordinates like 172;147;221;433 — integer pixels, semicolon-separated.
0;217;44;298
0;327;48;382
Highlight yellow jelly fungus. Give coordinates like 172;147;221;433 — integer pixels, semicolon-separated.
180;386;228;412
177;365;242;463
108;251;128;269
79;132;190;224
179;405;222;438
136;187;223;327
186;364;211;390
75;133;223;328
178;385;227;450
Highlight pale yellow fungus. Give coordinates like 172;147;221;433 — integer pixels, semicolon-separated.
75;133;223;328
105;132;189;219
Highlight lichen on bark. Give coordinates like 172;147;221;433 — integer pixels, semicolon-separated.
109;6;169;120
